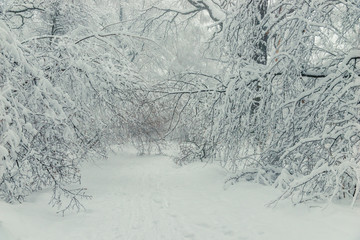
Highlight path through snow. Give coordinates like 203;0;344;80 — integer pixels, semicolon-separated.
0;147;359;240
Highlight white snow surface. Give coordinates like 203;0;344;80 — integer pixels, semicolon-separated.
0;147;359;240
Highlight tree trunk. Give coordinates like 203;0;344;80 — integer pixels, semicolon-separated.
253;0;268;65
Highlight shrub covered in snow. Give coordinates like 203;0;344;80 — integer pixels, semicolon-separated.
0;21;90;213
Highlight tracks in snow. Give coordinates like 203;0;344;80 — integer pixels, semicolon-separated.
2;148;360;240
95;153;190;240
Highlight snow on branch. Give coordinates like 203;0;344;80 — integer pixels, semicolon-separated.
187;0;226;22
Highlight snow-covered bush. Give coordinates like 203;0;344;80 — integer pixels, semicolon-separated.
0;21;90;212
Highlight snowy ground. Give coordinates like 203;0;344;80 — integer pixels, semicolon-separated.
1;147;359;240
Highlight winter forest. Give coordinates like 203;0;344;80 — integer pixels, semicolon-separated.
0;0;360;239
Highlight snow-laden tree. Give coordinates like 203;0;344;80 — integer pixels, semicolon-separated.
0;0;103;32
128;0;224;159
140;0;360;205
0;0;167;211
0;21;90;213
213;0;360;205
11;0;166;155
